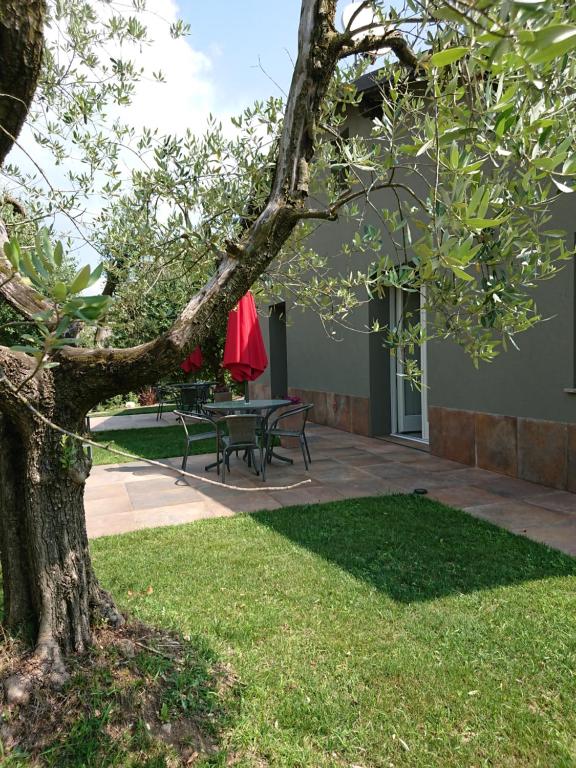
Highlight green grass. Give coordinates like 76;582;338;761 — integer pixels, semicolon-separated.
91;424;215;465
85;495;576;767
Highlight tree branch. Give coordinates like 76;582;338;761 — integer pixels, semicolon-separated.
338;28;420;69
0;344;42;420
0;217;54;320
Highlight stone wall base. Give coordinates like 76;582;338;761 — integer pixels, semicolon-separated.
250;386;371;437
429;406;576;493
286;387;371;436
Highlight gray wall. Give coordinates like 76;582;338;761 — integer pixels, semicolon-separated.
429;193;576;423
286;296;371;398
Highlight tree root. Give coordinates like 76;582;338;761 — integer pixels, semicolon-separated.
3;587;124;705
4;639;69;706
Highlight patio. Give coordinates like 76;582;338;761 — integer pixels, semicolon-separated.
86;421;576;555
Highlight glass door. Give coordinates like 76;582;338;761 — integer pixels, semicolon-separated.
391;288;428;440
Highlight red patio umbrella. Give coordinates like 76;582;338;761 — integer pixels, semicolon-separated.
222;292;268;401
180;346;203;375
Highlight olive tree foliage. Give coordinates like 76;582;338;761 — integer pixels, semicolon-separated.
82;0;576;381
0;0;576;682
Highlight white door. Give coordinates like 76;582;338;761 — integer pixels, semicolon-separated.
392;288;428;440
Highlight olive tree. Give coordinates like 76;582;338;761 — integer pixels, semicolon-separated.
0;0;575;696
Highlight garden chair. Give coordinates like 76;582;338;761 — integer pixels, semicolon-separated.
221;414;264;484
265;403;313;470
178;385;203;414
155;385;178;421
174;410;222;473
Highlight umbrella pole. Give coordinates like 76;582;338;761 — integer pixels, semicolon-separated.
245;380;250;403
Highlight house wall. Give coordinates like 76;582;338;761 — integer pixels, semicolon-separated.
271;107;428;435
428;190;576;423
426;191;576;491
280;210;374;434
255;103;576;492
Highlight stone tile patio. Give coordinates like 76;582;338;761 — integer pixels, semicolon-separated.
89;411;174;431
85;422;576;556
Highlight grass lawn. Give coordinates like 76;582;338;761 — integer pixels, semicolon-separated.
91;424;215;465
83;495;576;767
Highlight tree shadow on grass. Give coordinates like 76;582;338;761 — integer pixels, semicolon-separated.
251;495;576;603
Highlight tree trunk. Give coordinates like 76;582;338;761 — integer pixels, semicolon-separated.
0;0;46;166
0;404;122;684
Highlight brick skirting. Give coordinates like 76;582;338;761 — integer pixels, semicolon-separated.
250;382;371;437
429;406;576;493
286;388;371;436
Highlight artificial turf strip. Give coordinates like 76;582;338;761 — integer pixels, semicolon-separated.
89;495;576;767
91;424;216;465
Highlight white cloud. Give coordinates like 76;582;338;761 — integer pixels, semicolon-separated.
110;0;216;136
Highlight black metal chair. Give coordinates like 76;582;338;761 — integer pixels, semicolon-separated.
178;385;204;414
155;385;178;421
174;410;222;473
220;414;264;484
265;403;313;470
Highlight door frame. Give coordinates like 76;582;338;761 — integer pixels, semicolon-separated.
389;287;429;442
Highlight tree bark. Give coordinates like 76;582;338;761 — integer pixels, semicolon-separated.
0;0;46;166
0;360;122;684
0;414;33;631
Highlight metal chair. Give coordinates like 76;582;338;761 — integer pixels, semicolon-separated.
265;403;313;470
155;385;178;421
174;410;221;473
221;414;264;484
178;385;204;414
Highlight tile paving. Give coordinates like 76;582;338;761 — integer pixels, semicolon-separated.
89;411;177;431
85;421;576;557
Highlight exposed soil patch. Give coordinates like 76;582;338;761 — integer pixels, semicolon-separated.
0;620;239;766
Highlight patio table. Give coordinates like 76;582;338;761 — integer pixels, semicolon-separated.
204;399;293;469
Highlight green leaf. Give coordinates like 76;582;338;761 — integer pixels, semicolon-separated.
526;25;576;65
465;217;509;229
416;138;434;157
20;251;43;286
10;345;41;355
54;241;64;268
69;264;91;294
86;262;104;289
55;317;71;336
430;47;469;68
31;251;50;279
53;282;68;301
451;266;475;282
3;239;20;270
40;229;54;270
432;6;465;22
551;177;574;194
